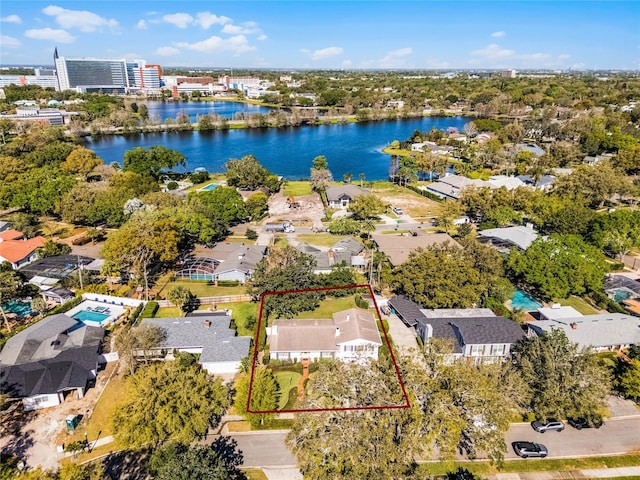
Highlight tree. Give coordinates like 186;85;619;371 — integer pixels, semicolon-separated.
234;364;278;428
0;270;21;331
245;192;269;221
343;172;353;183
436;200;464;234
115;324;165;374
616;356;640;403
30;296;47;317
511;329;611;422
149;439;246;480
123;146;186;180
328;217;361;235
347;194;386;220
225;155;279;192
552;162;632;208
36;240;71;258
167;286;194;316
248;246;318;319
61;146;103;180
312;155;328;170
310;168;333;191
191;186;248;226
112;361;229;448
101;213;180;299
392;243;502;308
506;234;610;300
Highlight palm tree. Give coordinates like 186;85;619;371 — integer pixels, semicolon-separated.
359;173;366;187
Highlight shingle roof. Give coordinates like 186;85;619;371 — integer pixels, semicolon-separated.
209;244;266;274
0;314;103;397
478;225;539;250
449;317;525;345
140;316;251;363
372;233;462;266
0;235;45;263
388;295;425;327
325;185;368;202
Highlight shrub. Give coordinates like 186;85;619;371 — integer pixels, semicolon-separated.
46;296;82;316
167;181;179;191
354;294;369;309
246;228;258;240
139;301;159;319
217;279;241;287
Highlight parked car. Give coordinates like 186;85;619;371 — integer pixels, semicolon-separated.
512;441;548;458
567;417;603;430
392;207;403;215
531;420;565;433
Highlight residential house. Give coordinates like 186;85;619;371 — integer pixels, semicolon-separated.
516;174;556;191
515;143;545;157
0;221;12;233
325;185;369;209
388;296;524;363
207;243;267;284
422;174;488;200
0;230;46;269
478;224;540;252
296;237;366;274
0;314;103;410
140;313;251;375
41;286;75;306
267;308;382;363
527;313;640;352
371;232;462;267
411;141;455;155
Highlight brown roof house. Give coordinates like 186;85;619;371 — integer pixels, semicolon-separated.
371;232;462;267
267;308;382;363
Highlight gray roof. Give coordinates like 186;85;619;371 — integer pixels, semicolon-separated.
516;143;545;156
210;244;266;274
528;313;640;350
268;308;381;353
449;317;525;345
140;316;251;363
325;185;368;202
389;295;425;327
0;314;103;397
420;308;496;319
478;225;539;251
372;233;462;266
296;237;365;271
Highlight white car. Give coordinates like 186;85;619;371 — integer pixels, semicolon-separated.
392;207;403;216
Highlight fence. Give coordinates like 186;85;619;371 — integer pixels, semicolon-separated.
156;294;252;307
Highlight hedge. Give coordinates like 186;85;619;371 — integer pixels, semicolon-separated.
47;295;83;316
354;294;370;309
406;184;444;202
139;301;159;319
217;279;241;287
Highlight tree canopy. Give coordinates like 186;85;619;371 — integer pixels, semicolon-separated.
225;154;281;192
112;360;229;448
123;146;186;180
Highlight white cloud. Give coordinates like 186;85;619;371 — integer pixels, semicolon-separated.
221;21;261;35
342;59;353;67
377;47;413;68
136;19;147;30
257;34;268;41
1;15;22;24
42;5;118;32
196;12;231;29
491;31;506;38
471;43;515;59
176;35;255;54
163;13;194;28
25;28;76;43
469;43;573;68
156;46;181;56
310;46;343;60
0;35;21;48
424;58;451;69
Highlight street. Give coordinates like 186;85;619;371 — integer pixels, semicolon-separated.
231;417;640;468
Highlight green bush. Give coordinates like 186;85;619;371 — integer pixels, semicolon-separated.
246;228;258;240
129;303;144;325
590;290;626;313
47;295;82;316
354;294;370;309
405;184;444;202
167;181;179;191
139;301;159;319
217;279;241;287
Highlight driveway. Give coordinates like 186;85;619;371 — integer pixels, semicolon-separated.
384;312;418;351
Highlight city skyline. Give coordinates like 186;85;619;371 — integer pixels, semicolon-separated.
0;1;639;70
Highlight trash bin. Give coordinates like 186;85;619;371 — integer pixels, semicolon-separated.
66;414;80;430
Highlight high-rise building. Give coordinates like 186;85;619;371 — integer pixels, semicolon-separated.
0;68;58;89
54;48;146;93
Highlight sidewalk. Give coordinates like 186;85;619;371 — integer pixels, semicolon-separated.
486;466;640;479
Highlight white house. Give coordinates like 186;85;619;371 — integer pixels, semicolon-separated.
267;308;382;363
325;185;369;209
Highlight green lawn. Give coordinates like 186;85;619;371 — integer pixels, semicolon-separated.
418;453;640;476
225;301;258;337
243;469;269;480
554;296;599;315
292;295;366;320
283;181;313;196
296;233;347;248
60;366;126;448
275;371;301;409
154;307;183;318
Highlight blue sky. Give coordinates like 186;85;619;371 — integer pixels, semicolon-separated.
1;1;638;70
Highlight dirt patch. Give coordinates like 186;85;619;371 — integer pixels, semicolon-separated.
374;190;441;218
266;191;325;229
0;362;118;470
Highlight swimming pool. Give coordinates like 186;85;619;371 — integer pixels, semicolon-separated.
511;290;543;311
200;183;219;191
2;300;33;318
72;310;110;323
608;288;635;303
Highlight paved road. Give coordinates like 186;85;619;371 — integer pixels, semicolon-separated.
230;417;640;468
504;417;640;459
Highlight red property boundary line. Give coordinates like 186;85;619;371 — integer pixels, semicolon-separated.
247;284;411;414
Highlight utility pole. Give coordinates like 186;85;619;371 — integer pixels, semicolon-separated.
77;254;83;290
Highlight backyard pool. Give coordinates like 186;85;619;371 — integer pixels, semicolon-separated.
608;288;635;303
1;300;33;318
72;310;110;324
511;290;543;311
199;183;219;191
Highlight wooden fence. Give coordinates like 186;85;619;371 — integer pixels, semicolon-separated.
156;294;252;307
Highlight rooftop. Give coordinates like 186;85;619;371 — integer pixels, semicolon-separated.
372;233;461;267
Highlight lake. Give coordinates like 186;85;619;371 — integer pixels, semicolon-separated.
143;100;272;122
86;104;472;180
